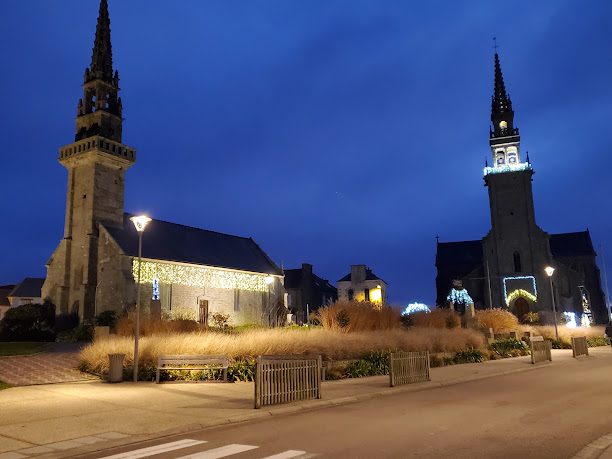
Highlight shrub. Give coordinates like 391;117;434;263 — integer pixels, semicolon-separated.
586;336;611;347
474;309;519;333
0;302;55;341
56;324;94;343
95;311;118;328
521;325;607;348
452;349;488;364
522;311;540;325
344;351;390;378
411;309;460;329
314;300;401;332
79;327;487;378
489;338;529;358
55;312;79;332
210;312;230;330
115;312;200;337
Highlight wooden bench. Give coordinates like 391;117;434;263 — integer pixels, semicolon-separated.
155;354;229;383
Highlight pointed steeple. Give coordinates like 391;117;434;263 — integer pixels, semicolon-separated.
88;0;114;83
492;53;512;116
490;52;517;140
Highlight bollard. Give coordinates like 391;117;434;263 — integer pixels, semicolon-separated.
108;353;125;383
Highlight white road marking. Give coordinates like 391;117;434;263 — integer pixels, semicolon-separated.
177;443;258;458
261;450;309;459
99;439;207;459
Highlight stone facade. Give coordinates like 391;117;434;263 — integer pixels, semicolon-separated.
337;265;387;304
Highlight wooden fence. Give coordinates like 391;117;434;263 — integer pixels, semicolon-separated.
389;351;430;387
530;336;552;364
254;355;322;409
572;336;589;358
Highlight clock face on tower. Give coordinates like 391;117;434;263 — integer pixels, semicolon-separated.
499;121;507;130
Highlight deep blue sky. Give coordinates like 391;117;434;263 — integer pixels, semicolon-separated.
1;1;611;307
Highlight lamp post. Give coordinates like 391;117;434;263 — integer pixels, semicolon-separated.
130;215;152;383
544;266;559;341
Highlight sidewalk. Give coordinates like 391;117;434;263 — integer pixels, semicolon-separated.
0;347;609;459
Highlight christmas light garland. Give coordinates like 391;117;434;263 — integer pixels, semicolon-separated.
132;259;275;292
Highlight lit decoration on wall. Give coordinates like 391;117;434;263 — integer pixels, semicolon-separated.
502;276;537;306
132;259;275;292
447;288;473;306
152;278;160;301
580;314;591;328
505;289;537;306
484;162;532;176
563;312;577;329
402;303;431;316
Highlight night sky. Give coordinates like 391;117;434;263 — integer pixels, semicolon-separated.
1;1;611;307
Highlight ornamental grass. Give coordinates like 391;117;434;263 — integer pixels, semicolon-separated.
474;308;520;333
520;325;606;347
314;300;401;332
410;309;460;329
79;327;486;375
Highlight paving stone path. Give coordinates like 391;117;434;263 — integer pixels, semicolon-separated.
0;343;98;386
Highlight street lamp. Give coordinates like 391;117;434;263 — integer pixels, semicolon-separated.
544;266;559;341
130;215;152;383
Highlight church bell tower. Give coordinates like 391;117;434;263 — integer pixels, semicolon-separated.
482;52;553;315
42;0;136;321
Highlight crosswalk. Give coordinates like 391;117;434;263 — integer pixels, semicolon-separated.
97;438;315;459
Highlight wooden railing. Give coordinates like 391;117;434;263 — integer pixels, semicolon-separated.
254;355;322;409
389;351;430;387
572;336;589;358
530;336;552;364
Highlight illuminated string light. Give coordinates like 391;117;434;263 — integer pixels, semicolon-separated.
502;276;537;306
402;303;431;316
447;288;473;305
580;314;591;328
563;312;577;329
484;162;532;176
152;278;160;300
133;259;276;292
505;288;537;306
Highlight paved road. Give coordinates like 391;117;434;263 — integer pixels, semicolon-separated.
77;352;612;459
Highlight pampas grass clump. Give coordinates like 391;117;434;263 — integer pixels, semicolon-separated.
314;300;401;332
474;309;519;333
80;327;486;374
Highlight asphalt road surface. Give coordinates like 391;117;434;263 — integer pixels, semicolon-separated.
79;354;612;459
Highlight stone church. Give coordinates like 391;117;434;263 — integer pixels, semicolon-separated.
42;0;284;325
436;53;608;324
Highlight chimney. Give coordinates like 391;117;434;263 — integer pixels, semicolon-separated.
302;263;313;276
351;265;366;283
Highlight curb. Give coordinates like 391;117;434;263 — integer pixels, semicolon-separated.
39;358;553;459
572;434;612;459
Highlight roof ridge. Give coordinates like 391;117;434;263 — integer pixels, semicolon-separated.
124;212;251;241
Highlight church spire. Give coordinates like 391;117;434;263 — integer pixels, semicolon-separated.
87;0;115;84
75;0;122;142
490;52;517;140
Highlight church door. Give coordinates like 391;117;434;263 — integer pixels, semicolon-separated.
199;300;209;326
514;298;529;321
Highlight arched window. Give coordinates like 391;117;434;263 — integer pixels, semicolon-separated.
513;252;522;273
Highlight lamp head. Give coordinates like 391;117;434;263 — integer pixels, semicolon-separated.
544;266;555;277
130;215;152;232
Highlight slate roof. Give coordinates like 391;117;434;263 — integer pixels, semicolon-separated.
284;269;336;293
436;240;483;266
9;278;45;299
550;231;596;258
104;214;282;275
338;269;385;283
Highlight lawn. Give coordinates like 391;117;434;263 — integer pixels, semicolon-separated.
0;342;46;356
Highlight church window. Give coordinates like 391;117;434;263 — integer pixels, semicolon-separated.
513;252;522;273
497;156;505;165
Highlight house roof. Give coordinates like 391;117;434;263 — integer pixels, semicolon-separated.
338;269;385;283
550;231;596;258
104;213;282;275
436;240;483;266
0;285;15;306
9;278;44;299
284;268;337;293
